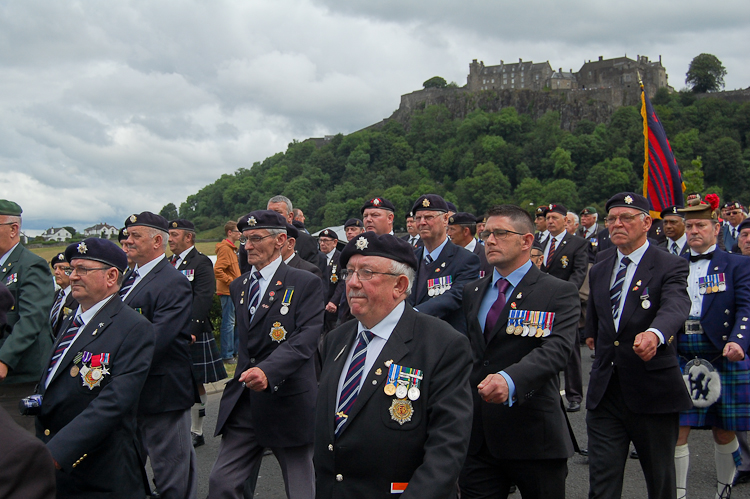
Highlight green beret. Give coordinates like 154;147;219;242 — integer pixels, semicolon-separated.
0;200;22;217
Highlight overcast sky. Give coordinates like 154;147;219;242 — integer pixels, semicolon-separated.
1;0;748;231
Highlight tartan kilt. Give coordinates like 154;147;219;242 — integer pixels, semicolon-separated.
190;331;228;384
678;332;750;431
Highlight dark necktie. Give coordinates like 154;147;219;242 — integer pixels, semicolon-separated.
484;279;511;341
50;291;64;330
247;271;262;318
47;315;82;377
732;228;737;240
610;257;632;320
546;238;557;266
425;254;433;265
170;254;179;267
689;252;714;263
671;241;679;255
119;269;139;298
335;329;374;437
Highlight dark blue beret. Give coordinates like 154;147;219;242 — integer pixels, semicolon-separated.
340;232;418;271
535;206;549;217
412;194;448;214
737;218;750;233
344;218;363;228
292;220;306;230
65;238;128;273
532;239;544;252
319;228;338;240
547;203;567;216
361;197;395;214
124;212;168;232
605;192;649;214
168;219;196;232
660;205;684;219
238;210;287;232
0;282;13;327
118;227;128;243
50;252;67;267
476;214;487;224
725;201;744;211
448;212;477;226
446;201;457;213
285;223;299;239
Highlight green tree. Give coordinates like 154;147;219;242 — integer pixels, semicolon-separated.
423;76;448;89
159;202;179;221
682;157;705;195
686;53;727;93
581;158;637;204
63;226;77;237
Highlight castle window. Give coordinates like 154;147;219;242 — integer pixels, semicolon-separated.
491;79;494;83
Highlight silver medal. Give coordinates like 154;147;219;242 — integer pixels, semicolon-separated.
395;384;408;399
407;386;420;401
641;300;651;310
280;306;289;315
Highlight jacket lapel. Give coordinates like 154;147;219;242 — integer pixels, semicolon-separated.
124;258;166;305
325;323;358;441
468;276;493;353
249;263;288;327
487;266;541;345
617;248;654;335
0;245;22;283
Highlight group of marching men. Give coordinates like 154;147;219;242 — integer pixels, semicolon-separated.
0;190;748;499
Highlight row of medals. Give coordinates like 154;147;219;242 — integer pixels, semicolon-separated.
428;283;450;297
700;282;726;295
507;321;551;338
384;378;420;401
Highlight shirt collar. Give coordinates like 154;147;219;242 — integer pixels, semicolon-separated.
424;237;449;261
669;233;687;249
253;255;282;281
0;242;19;267
357;300;406;342
325;248;336;260
133;253;166;278
178;246;194;261
283;253;295;265
464;238;477;252
75;293;117;325
616;240;650;265
690;243;717;257
492;259;532;288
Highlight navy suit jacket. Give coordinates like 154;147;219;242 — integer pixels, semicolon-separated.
408;240;480;334
37;296;155;496
287;253;323;280
542;232;589;290
657;238;690;257
462;265;579;460
315;304;472;499
468;241;494;278
720;224;742;254
51;289;78;338
122;257;196;414
585;244;693;414
681;248;750;353
175;247;216;336
216;262;325;447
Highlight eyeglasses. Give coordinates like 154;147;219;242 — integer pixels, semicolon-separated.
65;266;110;276
414;214;440;223
239;234;274;245
479;229;526;241
0;222;17;227
605;213;644;225
726;211;742;216
340;268;400;281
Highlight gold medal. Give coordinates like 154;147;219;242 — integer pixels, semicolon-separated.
70;365;79;377
384;383;397;396
514;325;523;335
506;324;515;334
535;328;544;338
712;285;719;293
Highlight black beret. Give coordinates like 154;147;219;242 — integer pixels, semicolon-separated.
344;218;363;228
124;212;169;232
535;206;549;217
340;232;418;271
285;223;299;239
50;252;67;267
0;200;22;217
660;206;684;219
292;220;306;230
532;240;544;252
446;201;457;213
605;192;649;214
0;282;13;328
547;203;567;216
476;214;487;224
319;228;338;240
448;212;477;226
64;238;128;273
737;218;750;233
118;227;128;243
412;194;449;214
361;197;395;213
237;210;287;232
168;219;196;232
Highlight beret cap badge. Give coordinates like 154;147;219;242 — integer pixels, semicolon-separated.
625;196;633;205
172;222;178;228
77;242;88;254
422;199;430;207
372;198;381;206
129;215;137;223
248;217;257;227
355;236;368;251
58;253;64;259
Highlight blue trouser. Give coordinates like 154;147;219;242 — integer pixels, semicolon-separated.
219;295;238;360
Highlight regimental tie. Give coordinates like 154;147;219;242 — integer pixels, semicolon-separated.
425;254;433;265
247;271;262;318
47;315;83;377
49;291;64;330
671;241;679;256
484;279;510;341
119;269;139;299
610;257;632;320
334;329;374;438
546;237;556;266
170;254;179;267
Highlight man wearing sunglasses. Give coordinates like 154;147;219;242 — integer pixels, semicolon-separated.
49;252;78;338
720;201;746;253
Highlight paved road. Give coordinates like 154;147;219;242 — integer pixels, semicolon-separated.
176;345;746;498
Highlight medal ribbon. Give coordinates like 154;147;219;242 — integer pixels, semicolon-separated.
281;288;294;307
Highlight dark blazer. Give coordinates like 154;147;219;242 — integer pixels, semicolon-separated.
657;237;690;257
0;406;55;499
323;250;344;304
534;231;550;248
401;234;424;249
542;232;589;290
408;240;480;334
122;257;195;414
462;265;579;460
314;304;473;499
585;244;693;414
682;248;750;353
468;241;494;278
720;223;742;253
287;253;323;280
576;223;601;263
216;262;325;447
596;227;613;252
175;247;216;336
36;296;155;497
296;231;321;265
51;288;78;337
0;244;55;384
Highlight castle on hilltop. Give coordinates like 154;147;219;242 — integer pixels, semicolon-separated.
467;54;669;99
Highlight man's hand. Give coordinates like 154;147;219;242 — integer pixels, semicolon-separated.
633;331;659;362
477;373;508;404
325;302;337;313
0;361;8;381
586;338;595;351
724;342;745;362
190;335;196;345
239;367;268;392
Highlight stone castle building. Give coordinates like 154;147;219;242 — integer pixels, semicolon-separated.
467;54;669;98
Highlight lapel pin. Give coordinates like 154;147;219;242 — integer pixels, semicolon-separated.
243;278;248;284
375;368;382;376
99;323;104;328
385;360;393;367
636;280;642;286
516;292;522;299
511;302;517;309
276;280;282;286
262;304;270;309
475;287;479;291
441;262;446;267
714;266;719;271
92;329;98;336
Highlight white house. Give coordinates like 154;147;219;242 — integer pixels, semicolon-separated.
83;223;119;238
42;227;73;242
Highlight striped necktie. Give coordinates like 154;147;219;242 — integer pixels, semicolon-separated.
50;291;64;330
247;271;262;317
546;237;557;266
47;315;83;376
335;329;374;438
170;254;179;267
425;254;433;265
671;241;679;256
610;257;632;320
119;269;139;298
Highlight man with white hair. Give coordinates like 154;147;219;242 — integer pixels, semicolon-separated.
576;207;601;263
565;212;580;235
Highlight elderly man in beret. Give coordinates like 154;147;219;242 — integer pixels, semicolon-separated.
585;192;692;499
35;238;155;497
402;212;423;248
344;218;365;242
49;252;78;338
209;210;324;499
361;197;396;236
408;194;480;334
314;231;472;498
0;199;55;432
318;228;344;333
121;211;197;498
447;212;493;278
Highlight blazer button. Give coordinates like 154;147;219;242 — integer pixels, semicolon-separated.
614;341;620;347
724;322;729;328
273;386;279;392
336;474;343;482
483;361;489;366
44;429;50;436
328;444;333;451
722;335;728;341
250;358;256;363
